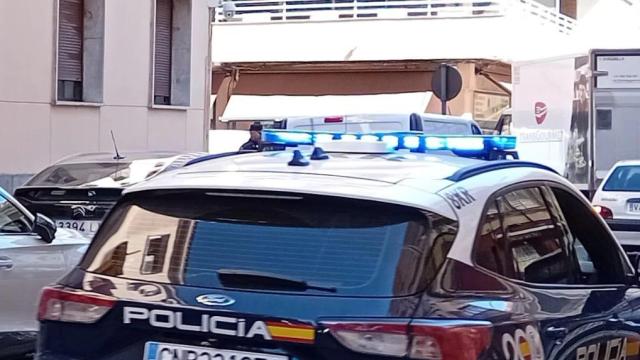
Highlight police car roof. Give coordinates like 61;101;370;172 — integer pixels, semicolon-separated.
125;146;561;219
126;149;486;215
134;149;484;186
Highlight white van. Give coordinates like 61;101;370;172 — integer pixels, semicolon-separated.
272;113;483;135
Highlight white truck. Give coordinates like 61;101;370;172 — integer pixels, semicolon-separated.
495;49;640;196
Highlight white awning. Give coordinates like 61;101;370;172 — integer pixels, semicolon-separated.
220;93;433;121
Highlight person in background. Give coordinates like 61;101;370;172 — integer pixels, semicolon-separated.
239;122;263;151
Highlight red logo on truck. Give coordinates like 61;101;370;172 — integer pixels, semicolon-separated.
534;102;547;124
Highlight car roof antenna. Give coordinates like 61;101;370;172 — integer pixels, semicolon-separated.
111;130;125;160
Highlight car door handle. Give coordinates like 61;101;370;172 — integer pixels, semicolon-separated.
0;257;14;270
545;326;568;339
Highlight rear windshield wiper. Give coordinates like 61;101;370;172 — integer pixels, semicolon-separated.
216;269;337;293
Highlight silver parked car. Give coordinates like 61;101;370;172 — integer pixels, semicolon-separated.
0;187;89;357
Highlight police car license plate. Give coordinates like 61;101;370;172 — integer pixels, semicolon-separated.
144;342;288;360
56;220;101;235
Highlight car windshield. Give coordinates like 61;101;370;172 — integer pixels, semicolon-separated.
81;190;457;297
26;163;133;187
603;165;640;192
422;120;469;135
25;158;174;188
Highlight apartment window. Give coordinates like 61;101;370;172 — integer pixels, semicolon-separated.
56;0;105;103
559;0;576;19
533;0;576;19
153;0;192;107
141;234;170;275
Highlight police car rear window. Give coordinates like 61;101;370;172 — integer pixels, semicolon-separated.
82;190;457;297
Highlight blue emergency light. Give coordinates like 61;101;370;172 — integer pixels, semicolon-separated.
262;130;517;159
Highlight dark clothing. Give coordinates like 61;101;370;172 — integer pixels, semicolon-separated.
571;100;589;135
239;140;261;151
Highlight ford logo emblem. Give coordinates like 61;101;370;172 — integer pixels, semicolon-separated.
196;294;236;306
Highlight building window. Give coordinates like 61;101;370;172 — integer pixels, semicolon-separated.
153;0;192;107
154;0;173;105
596;109;613;130
559;0;576;19
140;234;170;275
533;0;576;18
56;0;105;103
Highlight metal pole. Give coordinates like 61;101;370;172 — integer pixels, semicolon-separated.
441;64;447;115
588;52;597;198
205;6;215;136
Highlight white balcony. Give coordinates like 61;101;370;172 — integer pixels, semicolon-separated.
215;0;574;30
211;0;577;63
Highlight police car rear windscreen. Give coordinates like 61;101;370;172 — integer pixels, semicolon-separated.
82;190;457;297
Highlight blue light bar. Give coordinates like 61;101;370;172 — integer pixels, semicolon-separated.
262;131;314;145
262;130;517;158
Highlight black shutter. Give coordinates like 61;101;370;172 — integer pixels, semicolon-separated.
58;0;84;101
154;0;173;105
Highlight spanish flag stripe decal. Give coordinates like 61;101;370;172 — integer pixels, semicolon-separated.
519;341;531;357
266;322;315;343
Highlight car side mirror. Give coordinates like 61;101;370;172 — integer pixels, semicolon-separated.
33;213;56;243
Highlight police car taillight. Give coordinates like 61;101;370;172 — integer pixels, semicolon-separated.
324;116;344;123
322;319;492;359
38;286;115;323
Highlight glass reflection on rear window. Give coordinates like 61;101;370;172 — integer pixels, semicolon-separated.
82;190;457;296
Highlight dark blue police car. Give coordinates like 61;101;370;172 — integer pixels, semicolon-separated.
37;131;640;360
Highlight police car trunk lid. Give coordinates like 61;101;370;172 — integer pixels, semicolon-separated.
42;186;458;359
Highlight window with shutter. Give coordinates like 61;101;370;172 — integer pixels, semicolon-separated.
560;0;577;19
154;0;173;105
58;0;84;101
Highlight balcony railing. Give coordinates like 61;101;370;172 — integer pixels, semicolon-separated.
215;0;576;33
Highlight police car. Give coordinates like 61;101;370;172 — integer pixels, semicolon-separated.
37;131;640;360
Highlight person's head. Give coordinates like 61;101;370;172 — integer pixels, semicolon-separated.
576;75;588;103
249;122;263;142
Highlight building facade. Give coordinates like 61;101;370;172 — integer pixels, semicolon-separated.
209;0;581;130
0;0;211;191
209;0;639;130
